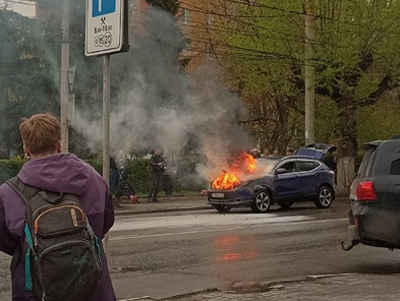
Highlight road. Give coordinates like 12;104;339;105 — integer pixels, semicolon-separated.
1;200;400;300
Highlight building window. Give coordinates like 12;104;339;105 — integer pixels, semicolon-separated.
130;0;136;16
183;8;190;25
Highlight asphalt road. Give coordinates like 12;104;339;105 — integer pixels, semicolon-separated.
1;200;400;300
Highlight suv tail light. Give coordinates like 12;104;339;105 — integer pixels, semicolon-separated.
355;181;377;202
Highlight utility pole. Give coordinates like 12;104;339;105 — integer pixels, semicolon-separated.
60;0;70;152
102;54;111;257
304;0;315;145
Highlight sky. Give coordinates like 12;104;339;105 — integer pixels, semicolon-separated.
0;0;36;18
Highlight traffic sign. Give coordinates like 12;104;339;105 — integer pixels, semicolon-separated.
85;0;128;56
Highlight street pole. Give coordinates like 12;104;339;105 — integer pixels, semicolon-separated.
102;54;111;258
304;0;315;145
60;0;70;152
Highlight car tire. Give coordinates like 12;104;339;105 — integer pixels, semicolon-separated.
214;205;232;213
251;190;272;213
279;201;294;209
314;186;334;209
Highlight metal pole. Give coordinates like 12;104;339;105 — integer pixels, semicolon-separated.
102;54;111;258
60;0;70;152
304;0;315;145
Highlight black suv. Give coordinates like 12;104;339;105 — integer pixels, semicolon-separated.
345;136;400;250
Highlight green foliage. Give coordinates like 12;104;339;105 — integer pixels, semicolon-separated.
0;156;26;184
356;95;400;144
128;159;152;193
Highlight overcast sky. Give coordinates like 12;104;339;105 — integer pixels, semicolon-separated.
0;0;36;18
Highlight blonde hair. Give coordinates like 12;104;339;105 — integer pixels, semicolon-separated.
19;113;61;155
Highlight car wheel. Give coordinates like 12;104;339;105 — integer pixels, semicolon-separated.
315;186;333;209
214;205;232;213
279;201;294;209
251;190;272;213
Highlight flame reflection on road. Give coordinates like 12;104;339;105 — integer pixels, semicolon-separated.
214;235;259;262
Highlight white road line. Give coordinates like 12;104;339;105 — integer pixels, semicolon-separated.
109;218;348;241
110;226;248;241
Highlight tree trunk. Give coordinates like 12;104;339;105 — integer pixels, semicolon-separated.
336;94;358;197
336;156;355;197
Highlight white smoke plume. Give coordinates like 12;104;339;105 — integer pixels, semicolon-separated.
73;7;253;183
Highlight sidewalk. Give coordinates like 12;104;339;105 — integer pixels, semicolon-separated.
120;273;400;301
114;195;211;215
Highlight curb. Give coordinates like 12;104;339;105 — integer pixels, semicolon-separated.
115;206;212;216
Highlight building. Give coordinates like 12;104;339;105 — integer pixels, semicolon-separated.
178;0;220;71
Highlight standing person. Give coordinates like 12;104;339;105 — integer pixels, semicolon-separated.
110;156;120;206
148;148;166;203
0;114;116;301
322;147;337;183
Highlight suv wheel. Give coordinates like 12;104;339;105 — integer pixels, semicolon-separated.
251;190;272;213
279;201;294;209
214;205;231;213
315;186;333;209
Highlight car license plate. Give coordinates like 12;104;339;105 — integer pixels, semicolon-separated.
212;193;225;198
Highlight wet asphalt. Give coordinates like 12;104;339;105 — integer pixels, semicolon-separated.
1;199;400;300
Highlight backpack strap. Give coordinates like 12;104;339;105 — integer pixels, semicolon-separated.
5;177;39;278
6;177;40;205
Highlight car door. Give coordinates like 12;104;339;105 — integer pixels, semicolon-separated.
274;161;302;200
296;160;320;198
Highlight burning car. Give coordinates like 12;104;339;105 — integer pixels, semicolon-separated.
208;154;335;213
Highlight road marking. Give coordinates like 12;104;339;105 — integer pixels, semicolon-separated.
109;218;348;241
110;226;248;241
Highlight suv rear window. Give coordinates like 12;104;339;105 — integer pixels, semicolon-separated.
358;147;377;177
390;159;400;175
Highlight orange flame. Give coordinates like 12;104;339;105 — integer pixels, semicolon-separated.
212;171;241;190
211;152;258;190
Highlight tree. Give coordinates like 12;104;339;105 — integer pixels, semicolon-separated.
210;0;400;195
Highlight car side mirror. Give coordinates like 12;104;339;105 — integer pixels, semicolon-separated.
276;168;287;175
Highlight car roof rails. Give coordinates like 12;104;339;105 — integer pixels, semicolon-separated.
284;155;315;160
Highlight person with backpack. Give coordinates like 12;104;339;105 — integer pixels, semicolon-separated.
0;114;116;301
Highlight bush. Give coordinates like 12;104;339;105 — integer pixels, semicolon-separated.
0;156;27;185
0;156;205;194
128;159;152;193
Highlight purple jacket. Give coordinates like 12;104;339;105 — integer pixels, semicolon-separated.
0;154;116;301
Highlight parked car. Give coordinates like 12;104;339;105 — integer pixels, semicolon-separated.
208;156;336;213
344;136;400;251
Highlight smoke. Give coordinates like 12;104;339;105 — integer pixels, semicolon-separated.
72;7;253;183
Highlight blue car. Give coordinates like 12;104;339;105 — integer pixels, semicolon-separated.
208;156;336;213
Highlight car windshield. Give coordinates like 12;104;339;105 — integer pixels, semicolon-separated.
256;158;280;174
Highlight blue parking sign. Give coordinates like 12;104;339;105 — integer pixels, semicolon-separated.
92;0;116;17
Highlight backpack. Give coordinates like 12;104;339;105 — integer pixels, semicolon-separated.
6;177;102;301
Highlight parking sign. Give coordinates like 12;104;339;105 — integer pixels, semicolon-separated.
85;0;126;56
92;0;116;17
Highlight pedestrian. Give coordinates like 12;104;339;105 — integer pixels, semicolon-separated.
148;148;166;203
249;148;260;158
110;156;120;206
115;163;138;204
0;113;116;301
286;149;294;156
322;147;337;183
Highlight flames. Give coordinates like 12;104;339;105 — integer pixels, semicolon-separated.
211;152;257;190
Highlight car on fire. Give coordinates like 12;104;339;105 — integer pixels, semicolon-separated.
343;136;400;251
208;156;336;213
